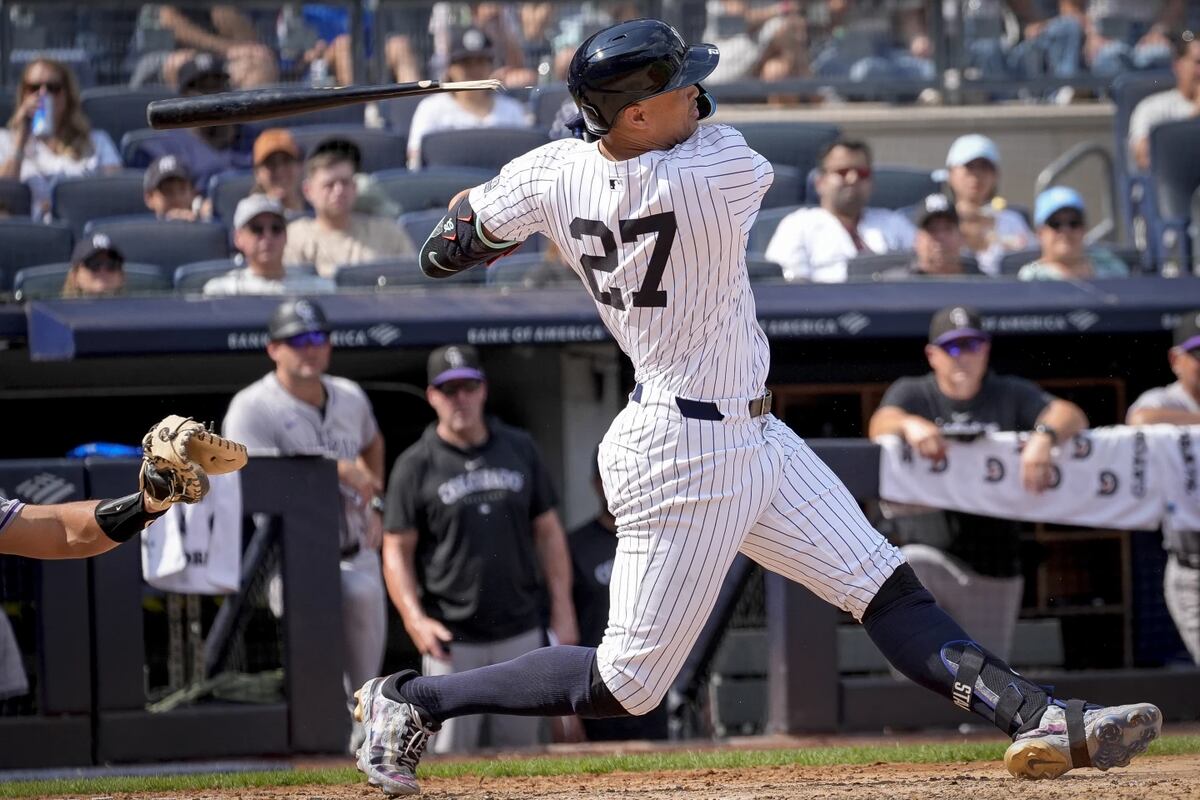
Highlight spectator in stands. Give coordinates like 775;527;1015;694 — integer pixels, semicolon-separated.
136;55;254;194
222;297;388;755
0;59;121;218
1083;0;1184;77
133;5;278;90
868;305;1089;659
701;0;810;84
429;5;537;87
809;0;935;88
567;451;669;742
943;135;1034;276
1127;310;1200;664
765;139;915;282
61;233;126;298
251;129;307;220
306;137;400;219
406;28;531;170
880;194;981;279
203;195;334;296
1128;30;1200;172
283;147;415;278
381;344;577;754
1017;186;1129;280
143;155;199;221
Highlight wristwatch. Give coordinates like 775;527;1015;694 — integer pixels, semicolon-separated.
1033;423;1059;445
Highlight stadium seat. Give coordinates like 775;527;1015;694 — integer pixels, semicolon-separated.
998;247;1040;275
845;251;915;280
375;95;424;136
0;178;31;217
1109;70;1173;241
51;171;153;236
397;207;452;249
805;165;939;209
1149;117;1200;270
207;171;256;223
0;220;73;292
334;259;486;289
746;257;784;282
528;83;572;131
119;128;171;169
419;128;550;171
486;252;574;288
173;259;240;293
762;164;804;208
371;167;496;214
747;205;802;255
13;261;171;301
0;88;13;127
731;122;841;176
81;85;176;146
285;125;408;173
84;219;230;271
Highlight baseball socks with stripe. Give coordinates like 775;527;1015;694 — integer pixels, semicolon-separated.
862;563;1160;779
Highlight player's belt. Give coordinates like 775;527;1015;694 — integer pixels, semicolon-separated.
633;383;773;421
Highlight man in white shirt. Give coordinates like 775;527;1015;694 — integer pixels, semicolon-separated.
204;195;335;296
406;27;531;169
283;146;415;277
765;139;915;282
1128;30;1200;172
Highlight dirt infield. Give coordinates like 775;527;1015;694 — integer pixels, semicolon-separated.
88;755;1200;800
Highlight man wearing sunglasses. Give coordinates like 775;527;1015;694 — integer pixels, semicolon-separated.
380;344;577;754
203;195;335;296
765;138;915;283
222;297;388;754
1127;310;1200;664
1016;186;1129;281
869;305;1088;661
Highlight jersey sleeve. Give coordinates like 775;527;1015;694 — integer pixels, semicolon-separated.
221;392;278;451
0;497;24;536
383;450;422;533
688;125;774;232
468;142;565;243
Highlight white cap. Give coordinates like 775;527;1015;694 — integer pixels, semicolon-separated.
233;194;286;230
946;134;1001;168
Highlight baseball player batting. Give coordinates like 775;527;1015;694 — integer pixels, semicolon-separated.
354;19;1161;795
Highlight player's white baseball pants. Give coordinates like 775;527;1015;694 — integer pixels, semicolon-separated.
596;383;906;715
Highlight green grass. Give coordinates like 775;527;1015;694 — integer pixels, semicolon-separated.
2;735;1197;798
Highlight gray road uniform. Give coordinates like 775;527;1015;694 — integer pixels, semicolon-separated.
223;373;388;708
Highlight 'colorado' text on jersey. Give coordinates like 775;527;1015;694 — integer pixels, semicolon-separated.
470;124;773;401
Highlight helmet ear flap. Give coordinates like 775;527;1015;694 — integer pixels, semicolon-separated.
695;84;716;121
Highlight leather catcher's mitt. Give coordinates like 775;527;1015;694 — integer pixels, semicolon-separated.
141;416;248;512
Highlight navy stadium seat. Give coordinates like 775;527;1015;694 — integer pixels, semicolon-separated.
528;83;572;131
486;251;574;288
419;128;550;171
0;220;73;291
84;219;230;271
376;95;424;136
333;259;486;289
285;125;408;173
119;128;170;169
173;258;240;292
845;251;915;280
81;85;176;147
398;207;452;250
0;178;31;217
998;247;1041;275
746;256;784;282
371;167;496;214
1149;118;1200;269
13;261;170;300
732;122;841;176
747;205;801;255
1109;70;1173;240
762;164;804;208
207;171;256;223
51;171;152;236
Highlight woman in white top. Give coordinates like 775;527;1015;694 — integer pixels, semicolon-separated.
0;59;121;218
944;134;1033;276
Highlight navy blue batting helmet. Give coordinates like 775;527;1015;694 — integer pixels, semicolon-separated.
567;19;719;137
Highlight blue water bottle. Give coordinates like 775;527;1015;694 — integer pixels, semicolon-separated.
31;94;54;138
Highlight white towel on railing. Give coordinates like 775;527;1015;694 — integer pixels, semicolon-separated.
141;472;242;594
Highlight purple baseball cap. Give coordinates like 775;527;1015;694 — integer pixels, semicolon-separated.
929;305;990;347
1175;309;1200;353
428;344;486;386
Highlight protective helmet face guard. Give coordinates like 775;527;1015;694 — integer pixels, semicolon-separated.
568;19;720;137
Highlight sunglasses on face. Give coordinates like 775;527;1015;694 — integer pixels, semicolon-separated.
826;166;872;182
436;379;482;397
283;331;329;349
24;81;63;94
1045;215;1084;232
247;221;286;237
939;337;988;357
81;256;122;273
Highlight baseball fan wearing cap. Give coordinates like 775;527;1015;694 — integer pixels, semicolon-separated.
1017;187;1129;280
380;344;577;754
869;305;1088;659
879;193;979;279
202;195;334;296
406;27;531;169
143;155;199;221
942;134;1032;275
1127;310;1200;664
251;129;307;218
62;233;126;298
222;297;388;754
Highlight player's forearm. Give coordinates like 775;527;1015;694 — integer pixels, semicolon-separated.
381;532;427;623
1127;408;1200;426
1037;399;1088;440
361;434;385;485
868;406;912;440
1;501;120;560
533;511;574;609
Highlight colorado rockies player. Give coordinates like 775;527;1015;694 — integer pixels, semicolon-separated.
354;19;1161;794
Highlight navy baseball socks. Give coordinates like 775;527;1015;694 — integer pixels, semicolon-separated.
862;563;1160;779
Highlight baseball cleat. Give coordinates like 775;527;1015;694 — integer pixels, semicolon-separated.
354;676;439;796
1005;701;1161;779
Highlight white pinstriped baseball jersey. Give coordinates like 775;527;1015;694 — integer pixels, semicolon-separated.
471;122;904;715
471;124;773;401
